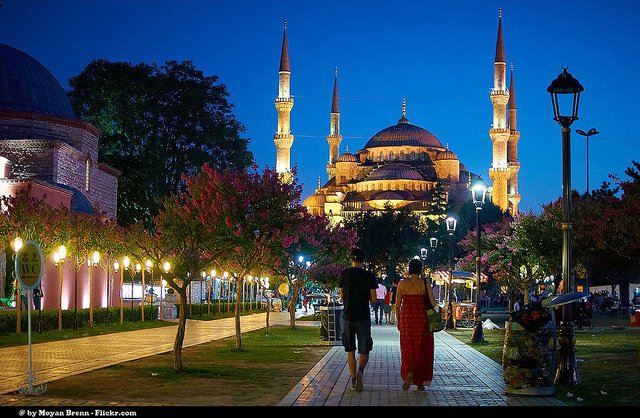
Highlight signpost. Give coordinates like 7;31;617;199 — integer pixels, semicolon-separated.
15;239;47;395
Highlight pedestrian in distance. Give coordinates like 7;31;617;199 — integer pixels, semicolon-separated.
339;248;378;392
395;258;438;391
374;278;387;324
383;287;392;324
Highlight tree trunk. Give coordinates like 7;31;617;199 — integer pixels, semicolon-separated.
288;290;297;327
173;287;187;372
265;299;270;334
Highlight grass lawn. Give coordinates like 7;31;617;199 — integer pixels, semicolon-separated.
33;324;329;406
448;310;640;406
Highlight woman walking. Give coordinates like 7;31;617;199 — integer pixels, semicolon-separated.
395;258;438;390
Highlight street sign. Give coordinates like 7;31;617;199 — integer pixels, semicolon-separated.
278;283;289;295
16;240;44;290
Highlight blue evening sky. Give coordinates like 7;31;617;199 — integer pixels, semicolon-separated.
2;0;639;213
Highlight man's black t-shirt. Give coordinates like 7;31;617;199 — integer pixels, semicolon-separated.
339;267;377;321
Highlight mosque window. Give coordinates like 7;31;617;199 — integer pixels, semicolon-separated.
85;156;91;192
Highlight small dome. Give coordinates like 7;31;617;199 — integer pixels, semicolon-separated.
366;165;424;181
436;147;458;160
303;193;326;208
0;43;76;119
337;151;359;162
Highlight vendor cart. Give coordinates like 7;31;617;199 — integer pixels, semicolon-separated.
452;303;475;328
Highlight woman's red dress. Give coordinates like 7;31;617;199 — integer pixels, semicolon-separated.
399;294;434;387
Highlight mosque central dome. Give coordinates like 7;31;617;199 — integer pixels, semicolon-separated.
364;114;444;149
0;43;76;119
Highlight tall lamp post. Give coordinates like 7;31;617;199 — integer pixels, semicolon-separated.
430;237;438;298
445;214;457;329
90;251;100;326
471;180;487;343
575;128;599;196
114;259;123;324
54;245;66;331
547;67;584;386
575;127;598;294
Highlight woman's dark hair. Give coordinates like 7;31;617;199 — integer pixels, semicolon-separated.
408;258;422;275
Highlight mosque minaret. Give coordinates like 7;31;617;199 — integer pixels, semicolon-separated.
489;8;520;214
274;19;294;175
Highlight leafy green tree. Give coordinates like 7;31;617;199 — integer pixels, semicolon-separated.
68;59;253;227
573;161;640;306
343;206;424;283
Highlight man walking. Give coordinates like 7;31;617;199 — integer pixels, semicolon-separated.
339;248;377;392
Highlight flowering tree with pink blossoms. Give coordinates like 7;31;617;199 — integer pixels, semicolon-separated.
268;213;358;326
183;163;308;349
459;214;552;309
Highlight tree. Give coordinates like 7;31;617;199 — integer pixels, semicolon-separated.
343;206;424;283
183;163;307;349
68;59;253;227
573;161;640;306
130;192;220;372
269;213;357;326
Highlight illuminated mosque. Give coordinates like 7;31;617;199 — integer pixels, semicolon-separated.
274;12;521;219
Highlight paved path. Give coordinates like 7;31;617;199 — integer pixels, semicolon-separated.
0;312;293;403
0;311;565;407
280;324;564;406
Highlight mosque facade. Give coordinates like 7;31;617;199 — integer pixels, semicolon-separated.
274;12;521;219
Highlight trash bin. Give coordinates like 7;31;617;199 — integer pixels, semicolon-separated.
320;304;343;346
502;319;555;396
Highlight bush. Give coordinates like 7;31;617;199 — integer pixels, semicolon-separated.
0;305;159;334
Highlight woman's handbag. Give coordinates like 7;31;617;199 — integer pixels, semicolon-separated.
424;279;444;332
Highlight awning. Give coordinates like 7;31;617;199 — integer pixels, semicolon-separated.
432;270;488;284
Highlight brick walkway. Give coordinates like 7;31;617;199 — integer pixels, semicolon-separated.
279;324;565;407
0;311;565;407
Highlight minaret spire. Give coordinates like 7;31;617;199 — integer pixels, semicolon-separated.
327;67;342;178
274;18;294;175
489;7;512;213
507;62;521;213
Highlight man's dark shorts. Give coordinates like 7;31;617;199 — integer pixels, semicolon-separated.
342;318;373;354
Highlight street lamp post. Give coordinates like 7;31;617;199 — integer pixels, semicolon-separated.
54;245;66;331
114;259;123;324
430;237;438;299
445;214;457;329
90;251;99;326
420;247;428;278
576;127;598;295
547;67;584;387
122;256;135;322
146;260;153;321
161;261;170;320
137;262;144;322
471;181;487;343
575;128;599;196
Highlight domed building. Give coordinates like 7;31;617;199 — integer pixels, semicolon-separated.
0;42;120;311
275;12;521;219
303;99;473;219
0;43;120;219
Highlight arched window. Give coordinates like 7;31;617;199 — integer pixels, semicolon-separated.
85;156;91;192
